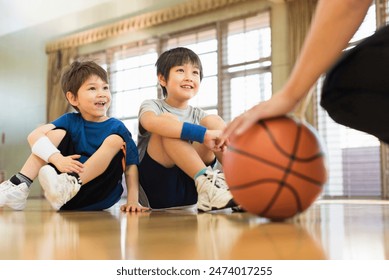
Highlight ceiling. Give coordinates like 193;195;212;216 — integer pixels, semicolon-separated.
0;0;112;37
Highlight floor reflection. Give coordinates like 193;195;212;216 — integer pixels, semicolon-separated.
119;209;326;260
303;201;389;260
0;199;388;260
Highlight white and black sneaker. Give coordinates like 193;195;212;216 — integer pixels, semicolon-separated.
195;168;237;212
0;180;29;210
39;165;81;210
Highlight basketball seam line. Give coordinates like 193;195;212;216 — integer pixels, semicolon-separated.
227;146;324;186
257;119;324;162
260;121;302;216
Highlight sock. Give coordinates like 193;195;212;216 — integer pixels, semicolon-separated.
194;168;208;180
10;173;33;187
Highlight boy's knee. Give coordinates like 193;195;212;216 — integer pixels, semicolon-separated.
47;129;67;147
200;114;226;130
103;134;125;150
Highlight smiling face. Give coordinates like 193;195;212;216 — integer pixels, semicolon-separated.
155;47;203;101
66;75;111;122
158;63;201;108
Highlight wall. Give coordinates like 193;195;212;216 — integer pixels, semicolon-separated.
0;0;190;197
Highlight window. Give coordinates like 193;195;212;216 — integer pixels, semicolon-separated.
377;0;389;25
221;12;272;122
161;12;272;121
109;43;159;141
163;27;219;115
83;11;272;141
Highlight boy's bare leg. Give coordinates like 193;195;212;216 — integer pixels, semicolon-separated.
38;134;124;210
41;130;123;183
45;129;123;184
19;154;46;181
0;129;67;211
147;114;226;178
198;114;226;164
146;114;235;211
78;134;124;184
148;133;206;179
3;128;66;182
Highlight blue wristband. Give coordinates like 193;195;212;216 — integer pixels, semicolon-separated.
180;122;207;143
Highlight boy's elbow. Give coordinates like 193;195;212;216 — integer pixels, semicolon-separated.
27;126;44;145
27;131;35;146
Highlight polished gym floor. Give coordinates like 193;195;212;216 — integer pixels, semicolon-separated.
0;198;388;260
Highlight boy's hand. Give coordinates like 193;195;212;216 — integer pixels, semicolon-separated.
203;130;227;152
49;153;84;174
120;202;150;212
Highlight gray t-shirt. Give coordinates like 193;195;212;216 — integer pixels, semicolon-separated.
137;99;207;161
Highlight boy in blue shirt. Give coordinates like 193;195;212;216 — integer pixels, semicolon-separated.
0;61;148;212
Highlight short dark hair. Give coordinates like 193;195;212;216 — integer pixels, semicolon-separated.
61;60;108;111
155;47;203;97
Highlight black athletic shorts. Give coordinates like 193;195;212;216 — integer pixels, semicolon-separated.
138;151;199;209
321;25;389;143
50;131;125;211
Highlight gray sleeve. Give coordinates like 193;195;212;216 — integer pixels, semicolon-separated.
138;99;162;119
137;99;162;161
194;107;208;125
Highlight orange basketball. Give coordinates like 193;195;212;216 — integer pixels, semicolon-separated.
223;116;327;220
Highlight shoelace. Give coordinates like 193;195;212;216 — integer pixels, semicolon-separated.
58;174;79;204
208;171;227;190
214;171;228;189
210;171;217;188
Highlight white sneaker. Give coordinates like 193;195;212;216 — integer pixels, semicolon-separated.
195;168;237;212
0;180;29;210
211;170;227;189
38;165;81;210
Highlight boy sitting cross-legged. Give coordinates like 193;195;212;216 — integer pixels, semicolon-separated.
0;60;148;212
136;47;238;212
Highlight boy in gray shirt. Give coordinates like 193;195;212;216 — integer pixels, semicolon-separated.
137;47;237;212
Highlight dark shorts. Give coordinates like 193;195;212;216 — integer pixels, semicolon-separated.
51;132;125;211
321;25;389;143
139;150;216;209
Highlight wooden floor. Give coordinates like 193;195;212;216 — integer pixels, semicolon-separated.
1;198;388;260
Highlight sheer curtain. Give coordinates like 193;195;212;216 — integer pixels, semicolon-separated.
286;0;318;123
46;48;77;122
377;0;389;199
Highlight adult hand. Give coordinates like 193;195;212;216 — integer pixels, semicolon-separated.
220;91;299;144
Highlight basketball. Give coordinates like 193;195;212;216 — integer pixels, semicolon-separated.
223;116;327;220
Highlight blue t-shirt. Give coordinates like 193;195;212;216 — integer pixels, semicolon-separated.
52;113;139;166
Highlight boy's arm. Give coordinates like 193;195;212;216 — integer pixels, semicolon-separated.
120;164;149;212
27;123;84;173
140;111;183;138
140;111;225;151
27;123;56;146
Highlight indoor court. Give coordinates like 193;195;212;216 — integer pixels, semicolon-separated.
1;198;388;260
1;1;389;274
